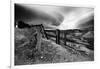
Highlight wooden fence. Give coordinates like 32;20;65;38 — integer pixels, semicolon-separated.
44;29;89;46
30;24;90;47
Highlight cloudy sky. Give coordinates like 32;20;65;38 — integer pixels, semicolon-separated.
15;4;94;30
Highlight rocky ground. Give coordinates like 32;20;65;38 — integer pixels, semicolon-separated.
15;27;94;65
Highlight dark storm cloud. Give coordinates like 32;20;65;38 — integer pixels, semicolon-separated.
77;16;94;29
15;4;38;21
14;4;61;28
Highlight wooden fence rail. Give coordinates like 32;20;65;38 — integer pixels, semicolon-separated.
44;29;89;46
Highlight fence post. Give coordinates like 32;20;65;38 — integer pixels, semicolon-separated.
40;24;46;38
64;31;66;45
56;29;60;44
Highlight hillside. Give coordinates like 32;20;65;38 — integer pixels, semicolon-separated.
15;26;94;65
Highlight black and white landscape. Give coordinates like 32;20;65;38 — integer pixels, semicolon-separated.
14;4;94;65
